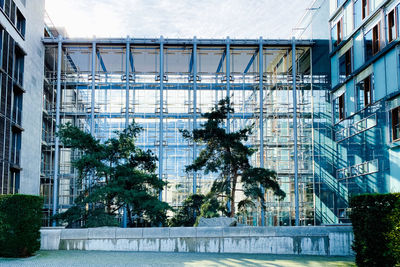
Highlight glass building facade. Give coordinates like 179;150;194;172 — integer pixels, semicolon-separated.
41;36;331;226
0;0;26;195
328;0;400;224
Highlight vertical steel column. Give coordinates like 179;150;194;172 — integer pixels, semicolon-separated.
91;40;96;135
226;37;231;131
125;36;130;127
292;37;300;226
192;37;197;194
52;35;63;227
122;36;130;228
89;40;96;195
158;36;164;201
226;37;231;213
259;38;265;226
310;46;316;226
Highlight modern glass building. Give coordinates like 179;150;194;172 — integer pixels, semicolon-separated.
40;35;332;226
328;0;400;223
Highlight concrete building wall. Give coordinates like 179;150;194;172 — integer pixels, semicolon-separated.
18;0;45;195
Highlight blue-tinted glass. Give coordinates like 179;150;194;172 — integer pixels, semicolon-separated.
354;0;362;29
364;30;373;61
397;4;400;37
331;25;338;47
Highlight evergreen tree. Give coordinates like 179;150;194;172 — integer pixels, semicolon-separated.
168;194;205;227
55;122;170;227
181;98;285;218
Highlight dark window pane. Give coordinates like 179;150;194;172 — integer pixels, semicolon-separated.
364;29;373;61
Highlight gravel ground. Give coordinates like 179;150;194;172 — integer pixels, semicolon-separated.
0;251;355;267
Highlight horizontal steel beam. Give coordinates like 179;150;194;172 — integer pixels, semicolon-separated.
43;37;314;47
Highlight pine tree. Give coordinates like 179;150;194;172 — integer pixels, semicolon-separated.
55;122;170;227
181;98;285;218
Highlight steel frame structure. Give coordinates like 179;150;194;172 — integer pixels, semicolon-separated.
42;36;320;227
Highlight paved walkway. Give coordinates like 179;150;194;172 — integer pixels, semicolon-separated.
0;251;355;266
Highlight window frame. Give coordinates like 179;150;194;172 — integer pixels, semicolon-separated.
362;0;369;19
391;106;400;142
388;8;397;43
339;93;345;121
356;74;373;111
372;23;380;55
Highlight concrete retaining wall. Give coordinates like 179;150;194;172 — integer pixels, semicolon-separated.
40;226;354;256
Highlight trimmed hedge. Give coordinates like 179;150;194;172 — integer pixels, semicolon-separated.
350;193;400;267
0;194;42;258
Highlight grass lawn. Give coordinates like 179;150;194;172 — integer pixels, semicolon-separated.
0;250;355;266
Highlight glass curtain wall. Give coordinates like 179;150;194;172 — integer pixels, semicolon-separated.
42;38;318;226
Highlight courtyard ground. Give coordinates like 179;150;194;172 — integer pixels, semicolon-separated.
0;250;355;266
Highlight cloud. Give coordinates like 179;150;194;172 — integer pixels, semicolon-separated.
45;0;314;39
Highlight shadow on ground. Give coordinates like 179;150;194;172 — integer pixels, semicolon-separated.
0;251;355;267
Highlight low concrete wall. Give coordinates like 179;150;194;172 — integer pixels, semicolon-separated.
40;226;354;256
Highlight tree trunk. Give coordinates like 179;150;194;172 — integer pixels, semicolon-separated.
230;172;238;218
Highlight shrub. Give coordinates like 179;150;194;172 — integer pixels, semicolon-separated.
0;194;42;257
349;193;400;267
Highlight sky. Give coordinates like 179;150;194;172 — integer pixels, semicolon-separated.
45;0;314;39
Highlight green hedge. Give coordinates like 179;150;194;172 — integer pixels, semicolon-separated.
0;194;42;258
350;193;400;267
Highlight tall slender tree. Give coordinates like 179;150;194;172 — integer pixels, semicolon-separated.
181;98;285;218
55;122;170;227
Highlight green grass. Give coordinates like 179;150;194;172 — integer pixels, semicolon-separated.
0;250;355;266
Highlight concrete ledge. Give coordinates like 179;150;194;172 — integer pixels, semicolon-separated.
60;229;88;240
41;226;354;256
169;227;196;238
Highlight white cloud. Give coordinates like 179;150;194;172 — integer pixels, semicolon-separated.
45;0;314;39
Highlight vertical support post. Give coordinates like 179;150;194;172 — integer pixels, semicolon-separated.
159;36;164;202
226;36;231;214
52;35;63;227
89;40;96;195
310;46;316;226
259;37;265;226
125;36;130;127
91;40;96;135
192;36;197;194
292;37;300;226
122;36;130;228
226;37;231;131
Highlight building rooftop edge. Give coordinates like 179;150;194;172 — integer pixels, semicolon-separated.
42;37;315;46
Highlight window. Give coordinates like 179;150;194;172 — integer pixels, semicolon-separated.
356;75;372;110
334;93;346;123
354;0;362;29
362;0;369;19
392;106;400;141
388;9;396;43
337;19;343;44
364;24;380;61
16;9;25;37
332;18;343;48
372;23;380;54
339;49;352;81
339;94;345;120
9;0;15;24
14;47;24;86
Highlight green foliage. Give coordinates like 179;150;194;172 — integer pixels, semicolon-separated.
169;194;205;227
0;194;42;257
55;122;170;227
349;193;400;267
181;98;285;217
